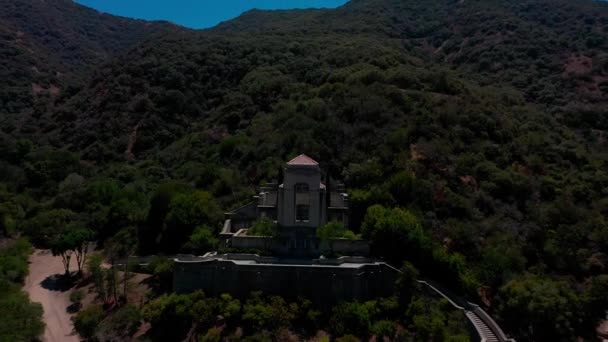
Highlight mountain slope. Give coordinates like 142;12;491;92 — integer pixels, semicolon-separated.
46;0;608;159
216;0;608;105
0;1;607;340
0;0;179;69
0;0;182;124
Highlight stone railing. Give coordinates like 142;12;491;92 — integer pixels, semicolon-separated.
230;229;273;250
468;302;516;342
219;219;233;237
385;263;515;342
173;252;514;341
174;253;384;267
317;255;377;265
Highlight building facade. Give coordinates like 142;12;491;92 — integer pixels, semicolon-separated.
172;155;515;340
221;154;358;257
174;254;398;305
173;154;392;303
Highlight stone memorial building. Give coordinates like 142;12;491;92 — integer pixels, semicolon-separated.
173;155;398;303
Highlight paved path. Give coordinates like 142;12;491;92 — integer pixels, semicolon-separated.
416;279;514;342
24;250;80;342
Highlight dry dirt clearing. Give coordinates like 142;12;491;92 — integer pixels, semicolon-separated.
24;249;80;342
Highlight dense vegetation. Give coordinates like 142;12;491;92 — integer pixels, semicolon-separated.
0;0;177;127
0;239;44;341
72;263;471;341
0;0;607;340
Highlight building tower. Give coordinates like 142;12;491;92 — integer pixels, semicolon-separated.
277;154;326;228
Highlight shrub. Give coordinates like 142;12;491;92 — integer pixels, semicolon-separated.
336;335;360;342
200;327;222;342
248;218;278;237
330;302;371;337
95;304;142;339
185;226;219;253
72;305;104;339
69;290;84;306
370;320;395;338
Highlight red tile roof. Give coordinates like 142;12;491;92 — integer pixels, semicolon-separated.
287;154;319;166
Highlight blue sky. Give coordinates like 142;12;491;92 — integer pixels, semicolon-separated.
75;0;349;29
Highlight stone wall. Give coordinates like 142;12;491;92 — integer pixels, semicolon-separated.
230;229;272;250
173;258;398;304
280;163;324;228
230;229;370;257
331;238;370;255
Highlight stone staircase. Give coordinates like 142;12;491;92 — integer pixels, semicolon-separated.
466;310;500;342
395;271;515;342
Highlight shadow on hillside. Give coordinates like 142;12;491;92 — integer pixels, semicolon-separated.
74;275;93;289
140;274;175;296
40;274;75;292
66;302;82;314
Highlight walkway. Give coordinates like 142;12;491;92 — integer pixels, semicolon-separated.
121;254;516;342
415;279;515;342
381;261;514;342
24;250;80;342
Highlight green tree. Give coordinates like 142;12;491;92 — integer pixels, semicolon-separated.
65;224;93;275
370;320;395;339
140;181;190;253
330;302;371;337
0;239;44;342
72;305;105;339
248;217;278;237
15;139;33;162
495;275;581;341
200;327;222;342
106;228;136;302
142;292;205;340
105;185;148;241
49;223;93;275
49;233;73;276
55;173;86;210
335;335;360;342
163;191;222;252
21;209;75;247
317;221;347;255
477;234;526;287
407;297;459;341
0;288;44;342
361;205;428;264
70;289;84;306
247;218;278;252
185;225;219;254
242;293;297;331
582;275;608;334
216;293;242;322
147;256;175;293
95;304;142;340
396;262;419;308
0;239;31;283
87;254;107;303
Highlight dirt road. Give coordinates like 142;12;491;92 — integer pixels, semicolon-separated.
24;250;80;342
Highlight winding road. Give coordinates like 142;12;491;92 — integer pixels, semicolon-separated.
24;250;80;342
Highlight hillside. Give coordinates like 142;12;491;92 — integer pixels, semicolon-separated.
0;0;181;125
0;0;179;68
216;0;608;103
35;0;603;155
0;0;607;341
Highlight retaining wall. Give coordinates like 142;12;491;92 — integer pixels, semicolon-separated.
173;258;398;304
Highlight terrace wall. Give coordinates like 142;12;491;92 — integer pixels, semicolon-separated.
173;258;398;304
